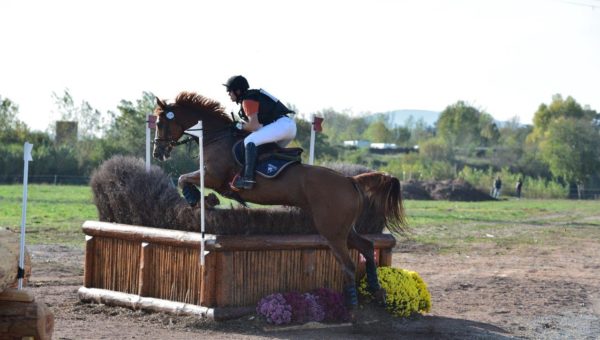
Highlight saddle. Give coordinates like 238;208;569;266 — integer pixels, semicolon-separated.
232;140;303;178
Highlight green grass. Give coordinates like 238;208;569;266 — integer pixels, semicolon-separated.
1;184;599;253
0;184;97;246
403;199;600;253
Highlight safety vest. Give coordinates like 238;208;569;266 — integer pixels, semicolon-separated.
239;89;294;125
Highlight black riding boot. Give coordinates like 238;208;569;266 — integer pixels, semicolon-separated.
233;142;257;190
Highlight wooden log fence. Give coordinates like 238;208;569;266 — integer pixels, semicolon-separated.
78;220;396;320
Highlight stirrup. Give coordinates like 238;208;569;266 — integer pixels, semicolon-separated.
233;177;255;190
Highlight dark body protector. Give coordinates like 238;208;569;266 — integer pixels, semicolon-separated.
238;89;294;125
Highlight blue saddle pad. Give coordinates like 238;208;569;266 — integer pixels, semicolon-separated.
232;141;302;178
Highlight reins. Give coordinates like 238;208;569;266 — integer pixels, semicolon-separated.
154;125;236;148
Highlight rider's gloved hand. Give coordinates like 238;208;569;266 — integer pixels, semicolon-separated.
235;121;244;131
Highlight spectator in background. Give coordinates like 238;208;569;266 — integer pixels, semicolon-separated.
492;176;502;199
515;178;523;199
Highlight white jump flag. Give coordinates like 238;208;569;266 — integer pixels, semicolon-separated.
184;121;206;266
18;142;33;289
146;114;156;172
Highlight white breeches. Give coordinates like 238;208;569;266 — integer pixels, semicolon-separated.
244;116;297;147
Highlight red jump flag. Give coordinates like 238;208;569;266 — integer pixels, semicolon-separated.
147;115;157;129
312;116;324;132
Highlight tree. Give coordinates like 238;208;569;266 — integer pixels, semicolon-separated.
436;101;497;147
540;117;600;198
0;96;28;142
317;109;368;145
419;137;454;162
392;126;411;146
528;94;594;143
407;117;435;146
479;115;500;146
493;117;533;173
104;91;156;156
362;120;393;143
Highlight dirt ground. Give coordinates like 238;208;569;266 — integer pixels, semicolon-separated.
25;233;600;340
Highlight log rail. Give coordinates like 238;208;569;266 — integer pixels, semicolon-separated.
79;220;396;319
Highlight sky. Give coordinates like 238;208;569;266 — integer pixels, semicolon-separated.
1;0;599;131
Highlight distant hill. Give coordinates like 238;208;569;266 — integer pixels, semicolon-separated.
367;109;440;128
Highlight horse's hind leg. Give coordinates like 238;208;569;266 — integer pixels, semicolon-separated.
348;229;386;306
325;238;359;309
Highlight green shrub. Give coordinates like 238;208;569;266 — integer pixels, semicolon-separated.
358;267;431;317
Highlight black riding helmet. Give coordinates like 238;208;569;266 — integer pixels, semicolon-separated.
223;75;249;93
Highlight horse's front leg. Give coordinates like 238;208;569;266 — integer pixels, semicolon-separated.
179;171;201;207
178;170;224;207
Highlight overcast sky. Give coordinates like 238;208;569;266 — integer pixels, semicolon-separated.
1;0;599;131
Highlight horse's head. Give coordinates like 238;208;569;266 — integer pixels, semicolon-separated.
153;92;232;161
153;97;187;161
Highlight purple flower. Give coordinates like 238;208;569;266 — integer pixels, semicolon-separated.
256;293;292;325
312;288;349;322
304;293;325;322
284;292;310;323
257;289;348;325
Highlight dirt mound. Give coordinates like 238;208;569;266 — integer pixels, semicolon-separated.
322;163;492;202
401;179;494;201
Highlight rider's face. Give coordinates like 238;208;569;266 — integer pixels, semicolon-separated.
227;89;237;102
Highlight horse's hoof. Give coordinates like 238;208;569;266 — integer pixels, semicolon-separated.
373;288;387;307
205;193;220;208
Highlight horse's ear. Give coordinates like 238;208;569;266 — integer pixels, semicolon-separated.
156;97;166;109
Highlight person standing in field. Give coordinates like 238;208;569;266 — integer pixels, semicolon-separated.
493;176;502;199
515;178;523;199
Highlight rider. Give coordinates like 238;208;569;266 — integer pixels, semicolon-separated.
224;75;297;190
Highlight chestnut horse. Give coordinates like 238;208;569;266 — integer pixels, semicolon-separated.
152;92;406;309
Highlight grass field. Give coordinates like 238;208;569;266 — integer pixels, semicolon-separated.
1;184;599;250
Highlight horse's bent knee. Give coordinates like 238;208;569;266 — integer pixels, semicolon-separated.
177;176;184;188
177;175;190;188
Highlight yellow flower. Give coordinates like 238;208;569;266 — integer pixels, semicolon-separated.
359;267;432;317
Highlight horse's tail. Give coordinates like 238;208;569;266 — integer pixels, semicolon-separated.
352;172;407;235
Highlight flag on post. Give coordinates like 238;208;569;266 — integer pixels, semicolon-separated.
312;116;324;132
185;122;203;138
308;116;323;165
147;115;157;129
23;142;33;162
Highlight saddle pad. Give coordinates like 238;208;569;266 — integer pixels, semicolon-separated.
232;141;302;179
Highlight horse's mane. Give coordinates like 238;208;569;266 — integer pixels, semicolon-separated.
174;91;232;123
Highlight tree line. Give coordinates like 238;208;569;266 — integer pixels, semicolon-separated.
1;90;599;198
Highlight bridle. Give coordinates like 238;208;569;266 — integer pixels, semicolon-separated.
153;111;237;149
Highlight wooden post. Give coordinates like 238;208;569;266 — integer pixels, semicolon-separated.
138;242;154;297
215;251;234;307
379;248;393;267
0;288;54;340
83;235;95;287
301;249;316;291
200;251;217;307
